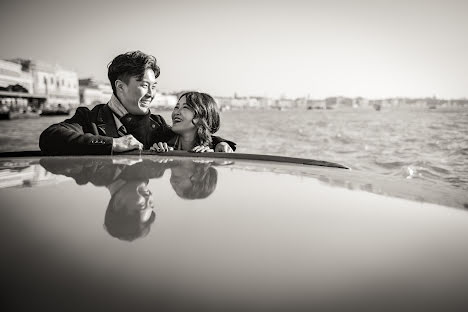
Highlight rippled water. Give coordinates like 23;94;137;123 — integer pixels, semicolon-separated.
0;107;467;190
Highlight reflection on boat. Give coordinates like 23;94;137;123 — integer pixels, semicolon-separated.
38;157;233;241
0;159;67;188
1;153;468;310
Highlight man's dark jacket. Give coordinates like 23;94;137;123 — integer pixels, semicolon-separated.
39;104;235;155
39;158;169;186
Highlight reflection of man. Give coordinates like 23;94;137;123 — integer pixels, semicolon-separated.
39;51;235;155
40;158;167;241
104;169;155;240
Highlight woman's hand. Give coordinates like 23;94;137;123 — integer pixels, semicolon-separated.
150;142;173;152
192;145;214;153
215;142;234;153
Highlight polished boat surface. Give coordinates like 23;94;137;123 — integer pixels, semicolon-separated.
1;153;468;311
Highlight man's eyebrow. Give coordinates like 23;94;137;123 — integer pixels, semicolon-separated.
139;79;157;84
135;77;156;81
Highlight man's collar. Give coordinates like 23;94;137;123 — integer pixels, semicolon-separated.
107;94;128;119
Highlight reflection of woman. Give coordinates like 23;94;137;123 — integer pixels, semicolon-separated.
151;92;236;153
169;160;218;199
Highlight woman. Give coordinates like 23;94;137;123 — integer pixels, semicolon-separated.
169;159;218;200
151;91;235;153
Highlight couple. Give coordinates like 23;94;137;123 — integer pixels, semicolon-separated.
39;51;236;155
40;157;222;241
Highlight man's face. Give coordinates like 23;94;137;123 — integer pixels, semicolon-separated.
119;68;157;115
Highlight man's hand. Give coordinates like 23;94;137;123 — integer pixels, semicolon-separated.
112;135;143;152
215;142;234;153
150;142;173;152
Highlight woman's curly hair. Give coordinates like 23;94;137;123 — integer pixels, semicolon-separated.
179;91;220;147
170;161;218;200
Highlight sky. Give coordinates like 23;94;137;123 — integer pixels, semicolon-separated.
1;0;467;99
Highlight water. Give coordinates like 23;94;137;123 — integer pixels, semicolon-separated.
1;107;467;191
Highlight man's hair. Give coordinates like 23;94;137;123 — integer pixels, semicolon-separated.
178;91;220;146
107;51;160;95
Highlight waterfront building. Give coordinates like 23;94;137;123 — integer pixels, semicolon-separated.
244;97;260;109
225;97;248;110
306;99;326;109
274;98;295;110
151;92;178;110
215;96;233;110
325;96;353;109
254;96;275;109
352;97;369;108
217;96;286;110
79;78;113;106
9;59;79;114
0;59;44;118
405;98;427;108
0;60;34;93
447;99;468;108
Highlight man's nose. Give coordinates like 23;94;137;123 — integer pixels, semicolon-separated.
146;87;155;97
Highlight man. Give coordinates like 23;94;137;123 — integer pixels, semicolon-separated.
39;51;235;155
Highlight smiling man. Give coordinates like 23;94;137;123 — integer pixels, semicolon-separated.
39;51;235;155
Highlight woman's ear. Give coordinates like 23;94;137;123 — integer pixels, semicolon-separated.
191;118;199;126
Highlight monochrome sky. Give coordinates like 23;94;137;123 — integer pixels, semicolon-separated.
1;0;467;98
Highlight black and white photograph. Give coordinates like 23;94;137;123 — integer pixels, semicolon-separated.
1;0;467;310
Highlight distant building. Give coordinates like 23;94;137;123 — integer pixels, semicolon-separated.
9;59;79;114
254;96;275;108
79;78;113;106
216;96;251;110
214;96;232;110
352;97;369;108
274;98;295;110
305;99;326;109
0;59;45;118
0;60;34;93
448;99;468;108
151;92;177;110
325;97;353;109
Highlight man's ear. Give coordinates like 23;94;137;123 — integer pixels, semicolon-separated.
115;80;126;94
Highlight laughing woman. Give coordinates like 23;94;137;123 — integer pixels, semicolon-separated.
151;91;236;153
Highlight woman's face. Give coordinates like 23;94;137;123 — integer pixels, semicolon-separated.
171;95;196;134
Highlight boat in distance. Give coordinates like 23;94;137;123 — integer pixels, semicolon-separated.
1;151;468;311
